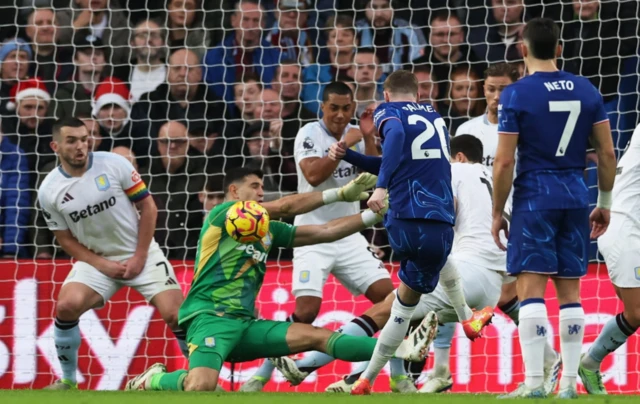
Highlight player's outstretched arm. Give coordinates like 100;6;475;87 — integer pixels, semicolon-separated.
53;230;126;278
263;173;378;219
293;208;384;247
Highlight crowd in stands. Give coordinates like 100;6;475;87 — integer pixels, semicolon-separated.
0;0;638;260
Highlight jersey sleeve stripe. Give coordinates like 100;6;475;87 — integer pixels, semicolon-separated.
498;131;519;135
593;118;610;126
125;181;150;202
376;116;401;131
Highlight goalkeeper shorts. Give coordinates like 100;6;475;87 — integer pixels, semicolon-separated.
186;314;292;370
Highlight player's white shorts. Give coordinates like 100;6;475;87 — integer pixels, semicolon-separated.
597;214;640;288
411;257;505;324
63;249;181;306
292;233;390;298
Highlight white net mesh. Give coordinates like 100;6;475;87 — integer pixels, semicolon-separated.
0;0;638;393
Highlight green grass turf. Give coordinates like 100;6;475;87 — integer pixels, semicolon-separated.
2;391;638;404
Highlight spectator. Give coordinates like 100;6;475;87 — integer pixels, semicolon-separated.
411;11;485;100
443;65;485;136
301;14;358;115
204;0;281;116
0;38;32;126
133;48;228;164
243;122;287;199
265;0;315;66
0;126;31;258
233;72;262;123
356;0;426;73
187;122;245;177
55;0;130;68
142;120;205;260
165;0;211;58
198;175;225;219
347;47;384;118
24;8;70;86
52;32;106;120
92;77;133;151
126;19;168;102
80;115;103;151
468;0;525;63
412;64;446;114
4;77;55;173
112;145;139;170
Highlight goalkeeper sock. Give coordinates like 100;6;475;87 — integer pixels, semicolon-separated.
582;313;637;371
297;314;379;373
518;299;548;390
54;317;81;384
150;370;187;391
558;304;585;390
325;333;378;362
499;297;520;325
362;294;416;382
253;314;300;380
439;261;473;321
172;329;189;358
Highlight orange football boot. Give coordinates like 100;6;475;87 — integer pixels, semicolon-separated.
350;378;372;395
461;306;494;341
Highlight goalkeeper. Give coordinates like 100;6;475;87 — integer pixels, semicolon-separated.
126;167;434;392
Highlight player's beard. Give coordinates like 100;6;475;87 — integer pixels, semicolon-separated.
62;152;88;169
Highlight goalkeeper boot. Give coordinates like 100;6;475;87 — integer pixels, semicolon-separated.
350;378;372;395
325;376;354;393
390;375;417;393
395;311;438;362
578;354;607;395
418;367;453;393
269;357;309;386
43;379;78;390
461;306;494;341
498;383;546;399
125;363;167;391
543;352;562;395
239;376;269;392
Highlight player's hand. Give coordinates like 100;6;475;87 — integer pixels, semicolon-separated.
368;187;388;214
122;254;146;280
343;128;363;147
98;259;127;279
359;107;377;138
337;173;378;202
589;207;610;239
329;141;347;160
491;215;509;251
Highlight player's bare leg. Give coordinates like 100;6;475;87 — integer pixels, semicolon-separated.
44;283;104;390
150;290;189;358
499;273;549;399
579;286;640;395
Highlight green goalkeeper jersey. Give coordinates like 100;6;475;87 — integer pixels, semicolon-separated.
179;201;297;323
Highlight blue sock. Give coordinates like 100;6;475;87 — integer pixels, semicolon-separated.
434;323;456;349
54;318;81;384
389;358;407;378
583;313;637;370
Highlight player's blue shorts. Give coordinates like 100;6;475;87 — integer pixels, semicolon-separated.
507;208;589;278
385;216;453;294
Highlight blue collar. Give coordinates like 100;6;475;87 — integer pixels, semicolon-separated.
58;152;93;178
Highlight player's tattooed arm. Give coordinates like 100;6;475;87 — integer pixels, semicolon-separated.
53;230;126;278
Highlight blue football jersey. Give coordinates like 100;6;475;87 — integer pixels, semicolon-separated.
498;71;608;212
373;102;454;224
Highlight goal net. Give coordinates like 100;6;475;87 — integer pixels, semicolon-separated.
0;0;638;393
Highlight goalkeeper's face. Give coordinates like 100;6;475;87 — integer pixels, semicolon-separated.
53;126;89;169
230;175;265;203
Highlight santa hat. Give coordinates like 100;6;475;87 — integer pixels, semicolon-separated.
91;77;131;118
6;77;51;111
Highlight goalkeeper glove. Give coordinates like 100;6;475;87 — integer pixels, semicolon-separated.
322;173;378;204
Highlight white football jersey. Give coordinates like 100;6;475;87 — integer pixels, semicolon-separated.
38;152;161;260
610;124;640;226
451;162;506;271
455;114;498;167
294;121;366;226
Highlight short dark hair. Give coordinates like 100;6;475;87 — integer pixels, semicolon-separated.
204;174;225;195
450;135;483;163
325;14;356;33
351;47;377;61
522;18;560;60
52;117;87;140
484;63;520;83
322;81;353;102
383;70;418;95
223;167;264;195
430;10;460;25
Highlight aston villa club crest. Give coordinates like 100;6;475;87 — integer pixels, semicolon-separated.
95;174;110;191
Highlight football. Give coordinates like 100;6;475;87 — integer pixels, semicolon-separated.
225;201;270;243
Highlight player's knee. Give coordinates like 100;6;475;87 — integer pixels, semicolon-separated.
55;297;85;321
623;308;640;328
161;310;179;330
364;279;394;303
293;297;321;324
183;372;217;392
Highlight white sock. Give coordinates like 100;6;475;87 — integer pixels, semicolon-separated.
558;304;585;390
518;299;548;390
362;295;416;382
439;260;473;321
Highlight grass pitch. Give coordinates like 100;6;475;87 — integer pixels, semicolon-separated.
2;391;638;404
